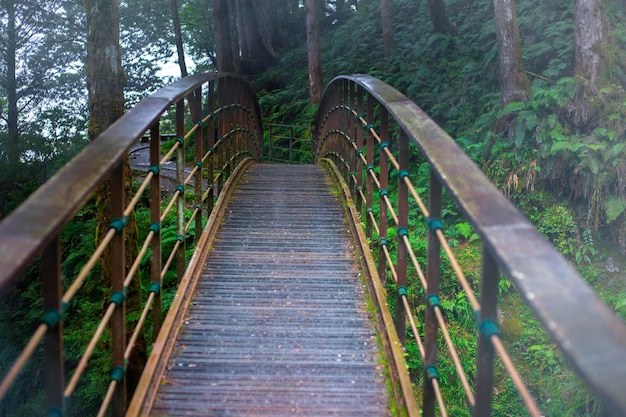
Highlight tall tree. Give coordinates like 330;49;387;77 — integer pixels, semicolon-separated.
573;0;610;131
83;0;144;405
493;0;530;108
305;0;323;103
170;0;189;77
212;0;237;72
0;1;82;164
426;0;456;35
380;0;393;56
236;0;275;74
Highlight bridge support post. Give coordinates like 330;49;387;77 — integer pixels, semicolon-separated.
365;94;374;240
150;122;163;339
395;131;409;344
193;87;203;243
423;170;442;417
377;108;389;286
42;236;64;415
176;100;186;283
473;248;499;416
111;162;127;416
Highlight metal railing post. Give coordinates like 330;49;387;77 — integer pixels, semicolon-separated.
176;100;186;284
423;170;442;417
474;248;499;416
150;122;163;340
378;108;389;286
111;162;127;417
194;86;203;243
42;236;64;415
395;131;409;344
207;80;215;213
365;95;374;240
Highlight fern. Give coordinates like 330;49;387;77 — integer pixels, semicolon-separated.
605;196;626;223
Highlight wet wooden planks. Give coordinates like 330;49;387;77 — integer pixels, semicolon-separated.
150;164;391;416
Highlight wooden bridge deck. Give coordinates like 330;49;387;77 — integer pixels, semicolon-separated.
134;164;392;416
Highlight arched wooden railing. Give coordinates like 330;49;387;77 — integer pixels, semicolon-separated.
0;73;262;416
314;74;626;417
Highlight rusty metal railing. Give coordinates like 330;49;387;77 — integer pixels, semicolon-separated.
0;73;262;416
314;74;626;416
265;123;312;163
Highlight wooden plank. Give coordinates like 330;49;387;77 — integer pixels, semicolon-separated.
146;164;391;416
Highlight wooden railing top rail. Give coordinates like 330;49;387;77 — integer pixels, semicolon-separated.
0;73;260;293
314;74;626;415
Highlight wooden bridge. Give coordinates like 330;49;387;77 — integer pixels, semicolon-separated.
1;73;626;417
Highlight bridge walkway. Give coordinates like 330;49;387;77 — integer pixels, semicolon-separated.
131;163;392;416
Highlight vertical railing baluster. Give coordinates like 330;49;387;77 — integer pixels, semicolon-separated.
355;86;364;214
194;86;203;243
395;131;409;344
42;236;64;416
176;100;186;283
216;78;225;195
289;125;294;164
150;121;162;340
207;80;215;213
110;161;126;417
423;170;443;417
365;95;374;240
474;248;499;416
378;108;389;286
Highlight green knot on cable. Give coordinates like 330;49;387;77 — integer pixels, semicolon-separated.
207;146;216;153
365;123;374;130
110;365;126;382
149;282;161;294
175;137;185;146
47;408;63;417
397;227;409;237
149;222;161;234
356;149;363;156
479;318;501;339
397;286;408;297
379;238;388;246
355;112;366;120
357;185;363;192
379;189;389;198
41;309;63;327
196;120;204;127
195;161;202;169
366;164;374;171
175;185;185;194
426;217;443;232
425;365;440;381
109;290;127;306
367;207;373;213
206;111;215;119
380;142;389;150
176;235;184;242
109;216;129;234
349;139;357;144
427;294;441;310
149;165;160;175
398;170;409;180
350;170;357;176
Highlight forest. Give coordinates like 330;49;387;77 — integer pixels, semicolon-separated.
1;0;626;415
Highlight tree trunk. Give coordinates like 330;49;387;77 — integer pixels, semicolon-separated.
305;0;323;104
84;0;144;402
237;0;275;74
212;0;236;72
493;0;530;108
573;0;610;131
5;0;19;163
380;0;393;57
427;0;456;35
170;0;188;77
